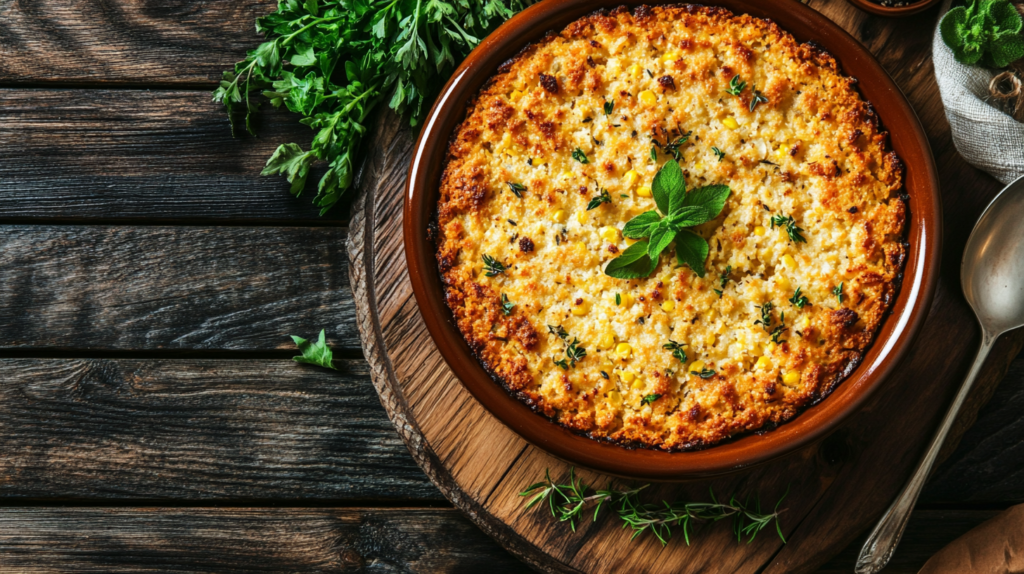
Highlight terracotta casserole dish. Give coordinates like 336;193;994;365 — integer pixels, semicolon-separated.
404;0;941;479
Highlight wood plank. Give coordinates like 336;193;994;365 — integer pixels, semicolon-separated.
0;226;359;350
0;89;340;221
924;350;1024;504
0;359;441;501
0;508;529;573
0;507;995;573
0;0;275;85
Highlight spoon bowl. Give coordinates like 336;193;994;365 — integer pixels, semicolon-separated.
857;174;1024;573
963;175;1024;337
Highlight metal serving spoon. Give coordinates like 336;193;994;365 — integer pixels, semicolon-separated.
856;174;1024;574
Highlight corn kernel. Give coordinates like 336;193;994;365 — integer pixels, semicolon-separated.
620;293;635;307
776;275;791;290
608;391;623;407
755;356;771;371
552;209;569;224
766;341;777;353
662;52;681;63
532;156;546;166
575;211;588;224
639;90;657;107
799;315;810;330
623;170;639;189
661;300;675;312
600;226;621;243
561;171;573;180
694;162;704;171
754;226;766;236
629;64;643;78
509;90;523;102
571;300;590;316
636;186;652;197
705;333;716;346
782;254;797;268
783;371;801;385
620;370;636;383
688;360;705;375
631;379;645;390
723;117;740;130
597;331;615;350
616;343;632;359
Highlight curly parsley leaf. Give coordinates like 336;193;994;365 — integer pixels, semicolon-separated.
290;329;337;370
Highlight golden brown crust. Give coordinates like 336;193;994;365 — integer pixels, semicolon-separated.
435;4;907;450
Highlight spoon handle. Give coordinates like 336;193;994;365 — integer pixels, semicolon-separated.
855;332;996;574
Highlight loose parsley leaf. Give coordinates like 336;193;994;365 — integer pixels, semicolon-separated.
712;146;725;162
572;147;590;164
214;0;534;214
482;254;507;277
622;211;662;239
727;74;746;96
604;100;615;115
501;294;515;316
604;241;658;279
651;158;685;215
290;329;337;370
641;394;661;406
587;188;612;210
506;182;527;198
674;230;710;278
789;287;809;309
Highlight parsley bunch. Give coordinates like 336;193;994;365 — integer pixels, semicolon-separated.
940;0;1024;68
604;160;730;279
214;0;533;214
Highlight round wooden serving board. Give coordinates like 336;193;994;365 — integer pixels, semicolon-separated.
347;2;1024;572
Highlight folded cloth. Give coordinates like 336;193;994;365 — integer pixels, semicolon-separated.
933;0;1024;184
918;503;1024;573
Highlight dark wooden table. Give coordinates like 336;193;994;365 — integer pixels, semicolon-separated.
0;1;1021;572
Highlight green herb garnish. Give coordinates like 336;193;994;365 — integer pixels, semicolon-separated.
749;90;769;112
696;367;716;379
587;188;612;210
506;181;527;198
482;254;507;277
755;302;787;344
604;100;614;115
566;338;587;366
940;0;1024;68
501;294;515;316
716;265;732;298
650;146;658;162
789;287;809;309
290;329;337;370
833;283;844;304
641;394;661;406
519;468;788;545
615;293;622;305
604;160;730;279
712;147;725;162
727;74;746;96
770;214;807;243
548;324;569;340
663;340;688;364
214;0;533;214
572;147;590;164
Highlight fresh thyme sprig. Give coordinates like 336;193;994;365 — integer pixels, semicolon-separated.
506;181;526;198
572;147;590;164
712;146;726;162
789;287;809;309
755;301;787;344
749;90;769;112
519;468;788;545
770;214;807;243
714;265;732;298
604;100;615;115
663;340;688;364
482;254;507;277
641;393;661;406
587;188;612;210
726;74;746;96
833;282;844;304
500;293;515;316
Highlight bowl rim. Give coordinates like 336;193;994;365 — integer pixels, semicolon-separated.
845;0;942;18
404;0;942;480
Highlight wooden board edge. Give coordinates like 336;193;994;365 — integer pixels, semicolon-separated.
346;152;580;574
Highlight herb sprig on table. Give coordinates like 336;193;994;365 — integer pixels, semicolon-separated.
290;329;337;369
604;160;730;279
520;468;787;545
214;0;533;214
940;0;1024;68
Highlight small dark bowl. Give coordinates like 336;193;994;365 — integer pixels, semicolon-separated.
404;0;942;480
845;0;942;18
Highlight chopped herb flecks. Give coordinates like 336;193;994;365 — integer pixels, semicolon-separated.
506;181;526;198
572;147;589;164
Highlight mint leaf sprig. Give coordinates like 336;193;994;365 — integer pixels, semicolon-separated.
940;0;1024;68
604;160;730;279
519;468;788;545
290;329;337;370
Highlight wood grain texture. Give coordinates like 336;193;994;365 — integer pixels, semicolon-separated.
0;507;1001;573
0;226;358;350
0;508;529;573
0;0;275;85
0;89;343;221
346;2;1024;573
0;359;441;501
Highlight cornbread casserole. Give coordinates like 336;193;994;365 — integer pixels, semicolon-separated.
434;4;907;450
